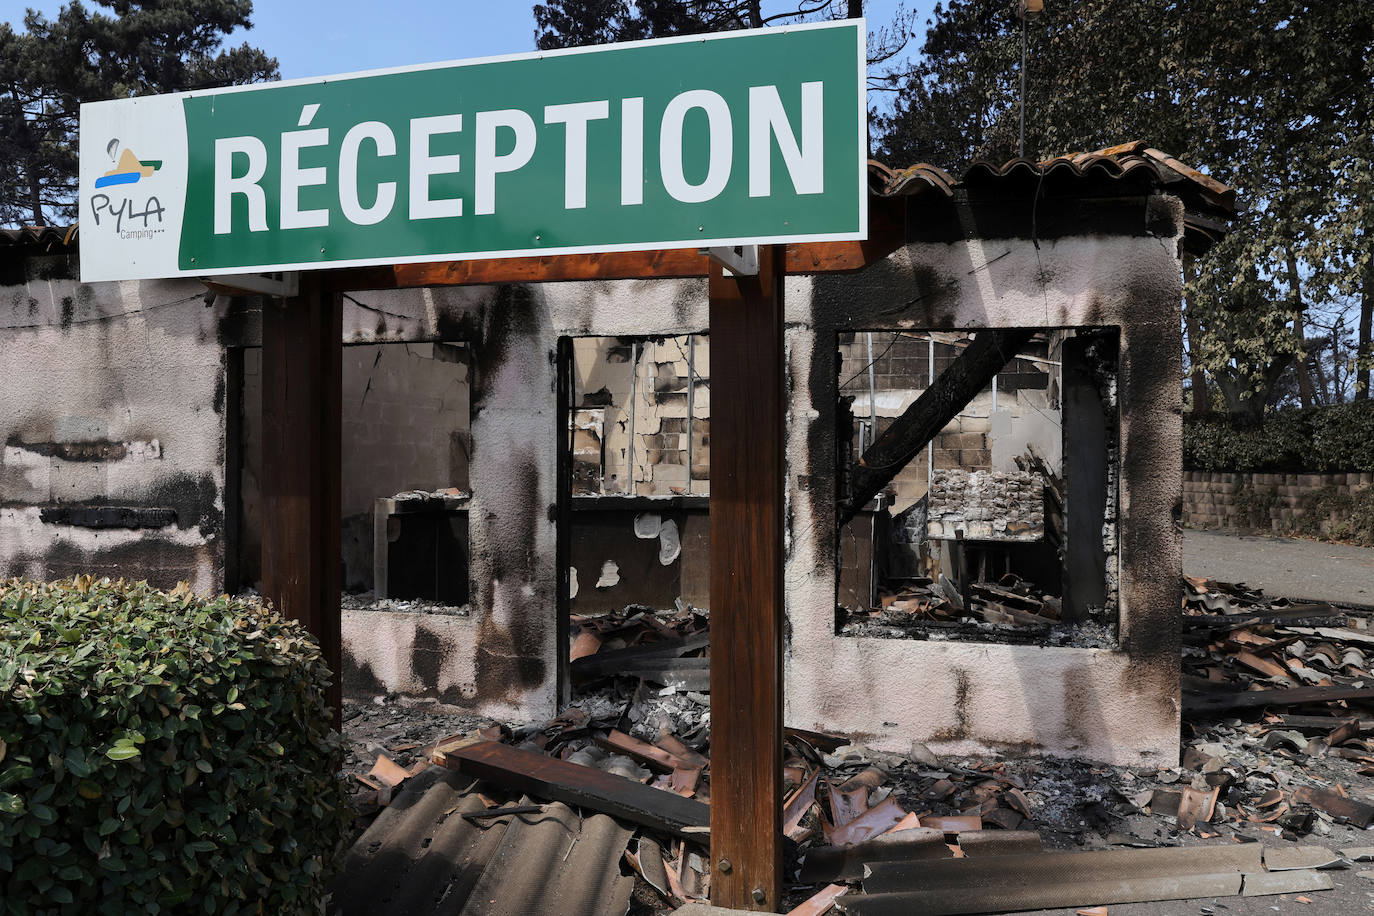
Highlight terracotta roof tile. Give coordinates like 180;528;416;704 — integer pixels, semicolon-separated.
874;140;1237;216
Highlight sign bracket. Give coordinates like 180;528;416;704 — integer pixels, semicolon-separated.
201;271;300;298
701;245;759;277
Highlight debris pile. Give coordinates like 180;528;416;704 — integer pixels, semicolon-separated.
846;572;1065;639
571;602;712;699
1166;575;1374;840
337;582;1374;914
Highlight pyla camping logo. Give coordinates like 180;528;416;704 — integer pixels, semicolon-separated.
94;138;161;188
89;138;166;236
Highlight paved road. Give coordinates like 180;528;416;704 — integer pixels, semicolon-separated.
1184;529;1374;607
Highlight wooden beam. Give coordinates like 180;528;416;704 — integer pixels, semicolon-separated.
838;328;1036;528
555;336;573;707
1184;684;1374;714
709;244;785;911
436;739;710;838
260;272;342;727
324;198;904;291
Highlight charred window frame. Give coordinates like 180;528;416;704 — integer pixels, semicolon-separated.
834;327;1120;647
229;340;473;606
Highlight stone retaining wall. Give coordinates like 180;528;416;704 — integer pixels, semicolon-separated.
1183;470;1374;536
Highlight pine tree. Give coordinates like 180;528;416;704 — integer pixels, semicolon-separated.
0;1;278;226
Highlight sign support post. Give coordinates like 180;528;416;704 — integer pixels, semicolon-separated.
708;244;786;911
260;272;343;728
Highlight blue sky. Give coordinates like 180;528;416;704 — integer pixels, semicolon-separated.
1;1;936;81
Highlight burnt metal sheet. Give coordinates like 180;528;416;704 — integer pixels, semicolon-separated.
861;843;1263;894
1241;869;1335;896
837;873;1245;916
799;827;950;883
328;767;633;916
461;796;633;916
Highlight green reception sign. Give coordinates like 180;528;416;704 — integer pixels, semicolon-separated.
78;21;866;282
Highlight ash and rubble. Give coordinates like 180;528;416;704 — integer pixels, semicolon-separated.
341;590;472;616
840;569;1119;650
340;582;1374;913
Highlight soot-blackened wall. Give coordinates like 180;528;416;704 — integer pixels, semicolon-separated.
785;204;1185;766
2;190;1186;761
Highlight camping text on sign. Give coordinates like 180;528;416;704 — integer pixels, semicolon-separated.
78;21;866;282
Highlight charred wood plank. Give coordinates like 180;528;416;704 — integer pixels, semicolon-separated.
437;740;709;838
860;843;1261;895
323;199;906;291
837;874;1244;916
1279;714;1374;732
1181;605;1341;631
839;329;1036;527
616;660;711;692
570;631;710;682
1184;685;1374;714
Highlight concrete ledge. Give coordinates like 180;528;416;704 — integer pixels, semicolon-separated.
341;607;551;722
787;639;1178;768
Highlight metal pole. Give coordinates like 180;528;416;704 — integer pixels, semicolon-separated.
1019;11;1027;159
865;332;877;453
685;334;695;495
626;341;639;495
927;335;935;492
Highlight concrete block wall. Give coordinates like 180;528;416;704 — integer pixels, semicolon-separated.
1183;470;1374;535
239;341;471;593
927;468;1045;540
572;334;710;497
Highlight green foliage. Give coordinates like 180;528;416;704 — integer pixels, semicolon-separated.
0;577;349;915
533;0;765;50
1184;403;1374;473
1293;485;1374;547
1;2;278;226
877;0;1374;418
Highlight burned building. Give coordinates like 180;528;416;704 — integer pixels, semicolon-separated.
0;142;1233;765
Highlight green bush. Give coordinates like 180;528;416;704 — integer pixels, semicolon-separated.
0;578;349;915
1185;402;1374;472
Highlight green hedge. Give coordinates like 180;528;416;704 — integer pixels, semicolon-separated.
0;578;349;915
1185;402;1374;472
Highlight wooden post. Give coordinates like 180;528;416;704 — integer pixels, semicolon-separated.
261;273;343;727
709;245;784;911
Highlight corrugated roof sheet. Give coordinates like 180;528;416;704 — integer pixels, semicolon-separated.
328;766;634;916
